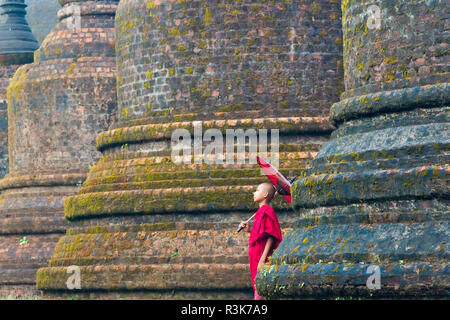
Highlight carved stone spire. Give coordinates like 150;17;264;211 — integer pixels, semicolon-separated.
0;0;38;57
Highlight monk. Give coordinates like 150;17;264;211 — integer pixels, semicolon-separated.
238;182;282;300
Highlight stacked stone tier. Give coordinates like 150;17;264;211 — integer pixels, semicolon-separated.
64;116;333;219
38;215;293;298
37;115;333;298
257;198;449;298
0;185;76;288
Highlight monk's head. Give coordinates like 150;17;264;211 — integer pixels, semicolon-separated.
253;182;276;204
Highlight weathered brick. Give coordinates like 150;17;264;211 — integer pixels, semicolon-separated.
0;0;118;298
258;0;449;299
38;0;343;300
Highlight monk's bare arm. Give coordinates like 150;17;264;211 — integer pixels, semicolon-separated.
258;236;274;270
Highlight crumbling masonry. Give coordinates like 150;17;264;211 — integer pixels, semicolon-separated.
257;0;449;299
0;0;117;297
36;0;343;299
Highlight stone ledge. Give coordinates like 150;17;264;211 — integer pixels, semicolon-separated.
37;263;251;290
256;262;449;299
64;185;292;219
96;117;334;150
292;165;449;209
58;2;118;21
0;173;87;191
0;216;67;234
330;83;450;126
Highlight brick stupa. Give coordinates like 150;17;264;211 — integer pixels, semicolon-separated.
0;0;118;298
257;0;449;299
0;0;39;180
37;0;343;299
0;0;39;297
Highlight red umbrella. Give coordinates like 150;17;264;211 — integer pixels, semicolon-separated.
236;156;296;233
256;156;294;203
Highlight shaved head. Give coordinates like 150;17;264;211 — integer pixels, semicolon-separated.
259;182;276;202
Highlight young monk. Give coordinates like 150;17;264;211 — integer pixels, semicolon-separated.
238;182;282;300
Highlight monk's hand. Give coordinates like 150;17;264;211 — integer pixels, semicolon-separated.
257;260;265;272
238;221;248;231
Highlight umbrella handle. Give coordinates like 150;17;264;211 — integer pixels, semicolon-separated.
236;213;257;233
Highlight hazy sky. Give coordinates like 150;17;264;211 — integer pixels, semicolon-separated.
24;0;61;44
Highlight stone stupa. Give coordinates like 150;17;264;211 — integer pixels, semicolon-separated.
257;0;449;299
0;0;118;298
37;0;343;299
0;0;39;180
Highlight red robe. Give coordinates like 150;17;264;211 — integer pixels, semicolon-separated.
248;205;282;294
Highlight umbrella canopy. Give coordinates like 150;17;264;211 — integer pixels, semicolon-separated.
256;156;293;204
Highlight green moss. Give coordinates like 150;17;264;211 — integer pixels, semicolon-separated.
280;101;289;109
384;57;397;64
204;7;211;24
67;63;76;76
